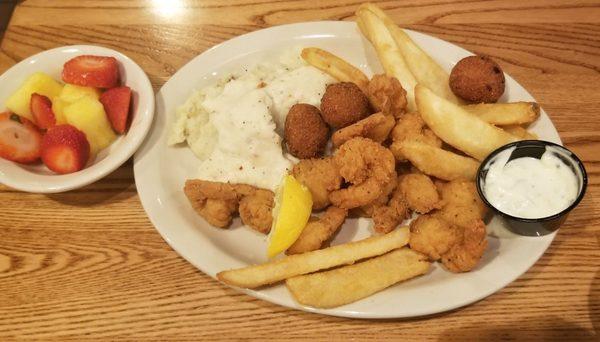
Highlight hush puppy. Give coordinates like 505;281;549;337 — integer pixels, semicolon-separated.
320;82;371;128
449;55;505;103
284;103;329;159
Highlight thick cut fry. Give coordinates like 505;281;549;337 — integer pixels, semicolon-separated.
301;47;370;93
286;248;430;308
400;140;479;181
359;3;461;105
416;85;517;160
501;124;538;140
356;8;417;111
217;227;409;289
463;102;540;125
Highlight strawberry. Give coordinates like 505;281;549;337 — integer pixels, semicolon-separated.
100;86;131;134
41;124;90;174
30;93;56;129
62;55;119;88
0;112;42;163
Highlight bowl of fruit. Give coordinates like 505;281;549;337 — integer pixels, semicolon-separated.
0;45;154;193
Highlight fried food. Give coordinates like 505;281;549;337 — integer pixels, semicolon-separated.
437;180;488;219
291;157;343;210
301;47;370;94
367;74;408;117
409;215;460;261
359;3;462;105
389;111;441;162
398;173;442;214
360;174;398;217
441;219;488;272
184;179;274;233
286;247;430;308
449;55;505;103
184;180;239;227
398;141;479;181
286;206;348;255
356;7;417;111
217;226;410;289
329;137;396;209
320;82;371;128
416;84;517;160
502;124;538;140
372;185;410;234
464;102;540;125
238;188;274;234
331;112;395;148
284;103;329;159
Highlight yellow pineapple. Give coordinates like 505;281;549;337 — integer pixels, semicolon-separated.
5;72;63;121
51;97;69;125
59;84;101;103
63;96;117;155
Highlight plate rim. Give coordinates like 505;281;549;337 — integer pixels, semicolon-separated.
134;21;557;319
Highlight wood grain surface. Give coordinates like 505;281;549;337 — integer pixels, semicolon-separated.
1;0;599;340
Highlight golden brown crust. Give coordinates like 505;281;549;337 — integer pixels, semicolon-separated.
320;82;371;128
291;157;343;210
284;103;329;159
449;55;505;103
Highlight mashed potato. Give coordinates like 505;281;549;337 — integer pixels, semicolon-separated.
169;49;334;191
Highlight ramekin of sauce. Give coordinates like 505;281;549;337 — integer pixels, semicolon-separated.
476;140;587;236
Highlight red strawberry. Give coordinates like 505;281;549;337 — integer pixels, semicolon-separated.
41;124;90;174
0;112;42;163
30;93;56;129
100;86;131;134
62;55;119;88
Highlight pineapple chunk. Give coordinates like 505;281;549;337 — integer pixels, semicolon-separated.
63;96;117;155
59;84;101;103
5;72;63;121
52;97;69;125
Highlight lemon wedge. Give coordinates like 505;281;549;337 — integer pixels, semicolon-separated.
267;174;313;258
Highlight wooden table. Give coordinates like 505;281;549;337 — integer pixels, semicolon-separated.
1;0;598;339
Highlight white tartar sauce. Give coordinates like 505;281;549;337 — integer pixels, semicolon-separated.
483;146;578;219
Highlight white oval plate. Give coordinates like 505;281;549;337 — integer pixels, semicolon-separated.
134;22;559;318
0;45;154;193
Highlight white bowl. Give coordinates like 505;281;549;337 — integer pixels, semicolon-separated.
0;45;154;193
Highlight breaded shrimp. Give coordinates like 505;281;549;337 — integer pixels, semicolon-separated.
409;215;460;261
367;74;408;118
441;219;488;272
286;206;348;255
372;185;410;234
291;157;343;210
331;112;396;148
184;179;274;233
389;112;442;161
238;188;274;234
329;138;396;209
398;173;442;214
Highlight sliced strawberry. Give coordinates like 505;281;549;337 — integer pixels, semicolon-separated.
100;86;131;134
41;124;90;174
62;55;119;88
0;112;42;163
30;93;56;129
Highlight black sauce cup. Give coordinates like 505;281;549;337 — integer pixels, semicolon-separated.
476;140;587;236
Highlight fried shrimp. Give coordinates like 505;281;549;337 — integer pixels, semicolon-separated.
238;188;274;234
441;219;488;272
372;185;410;234
331;112;395;148
360;175;398;217
389;112;442;161
329;137;396;209
437;180;487;218
409;215;460;260
184;180;274;233
286;206;348;255
291;157;343;210
367;74;408;118
398;173;442;214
